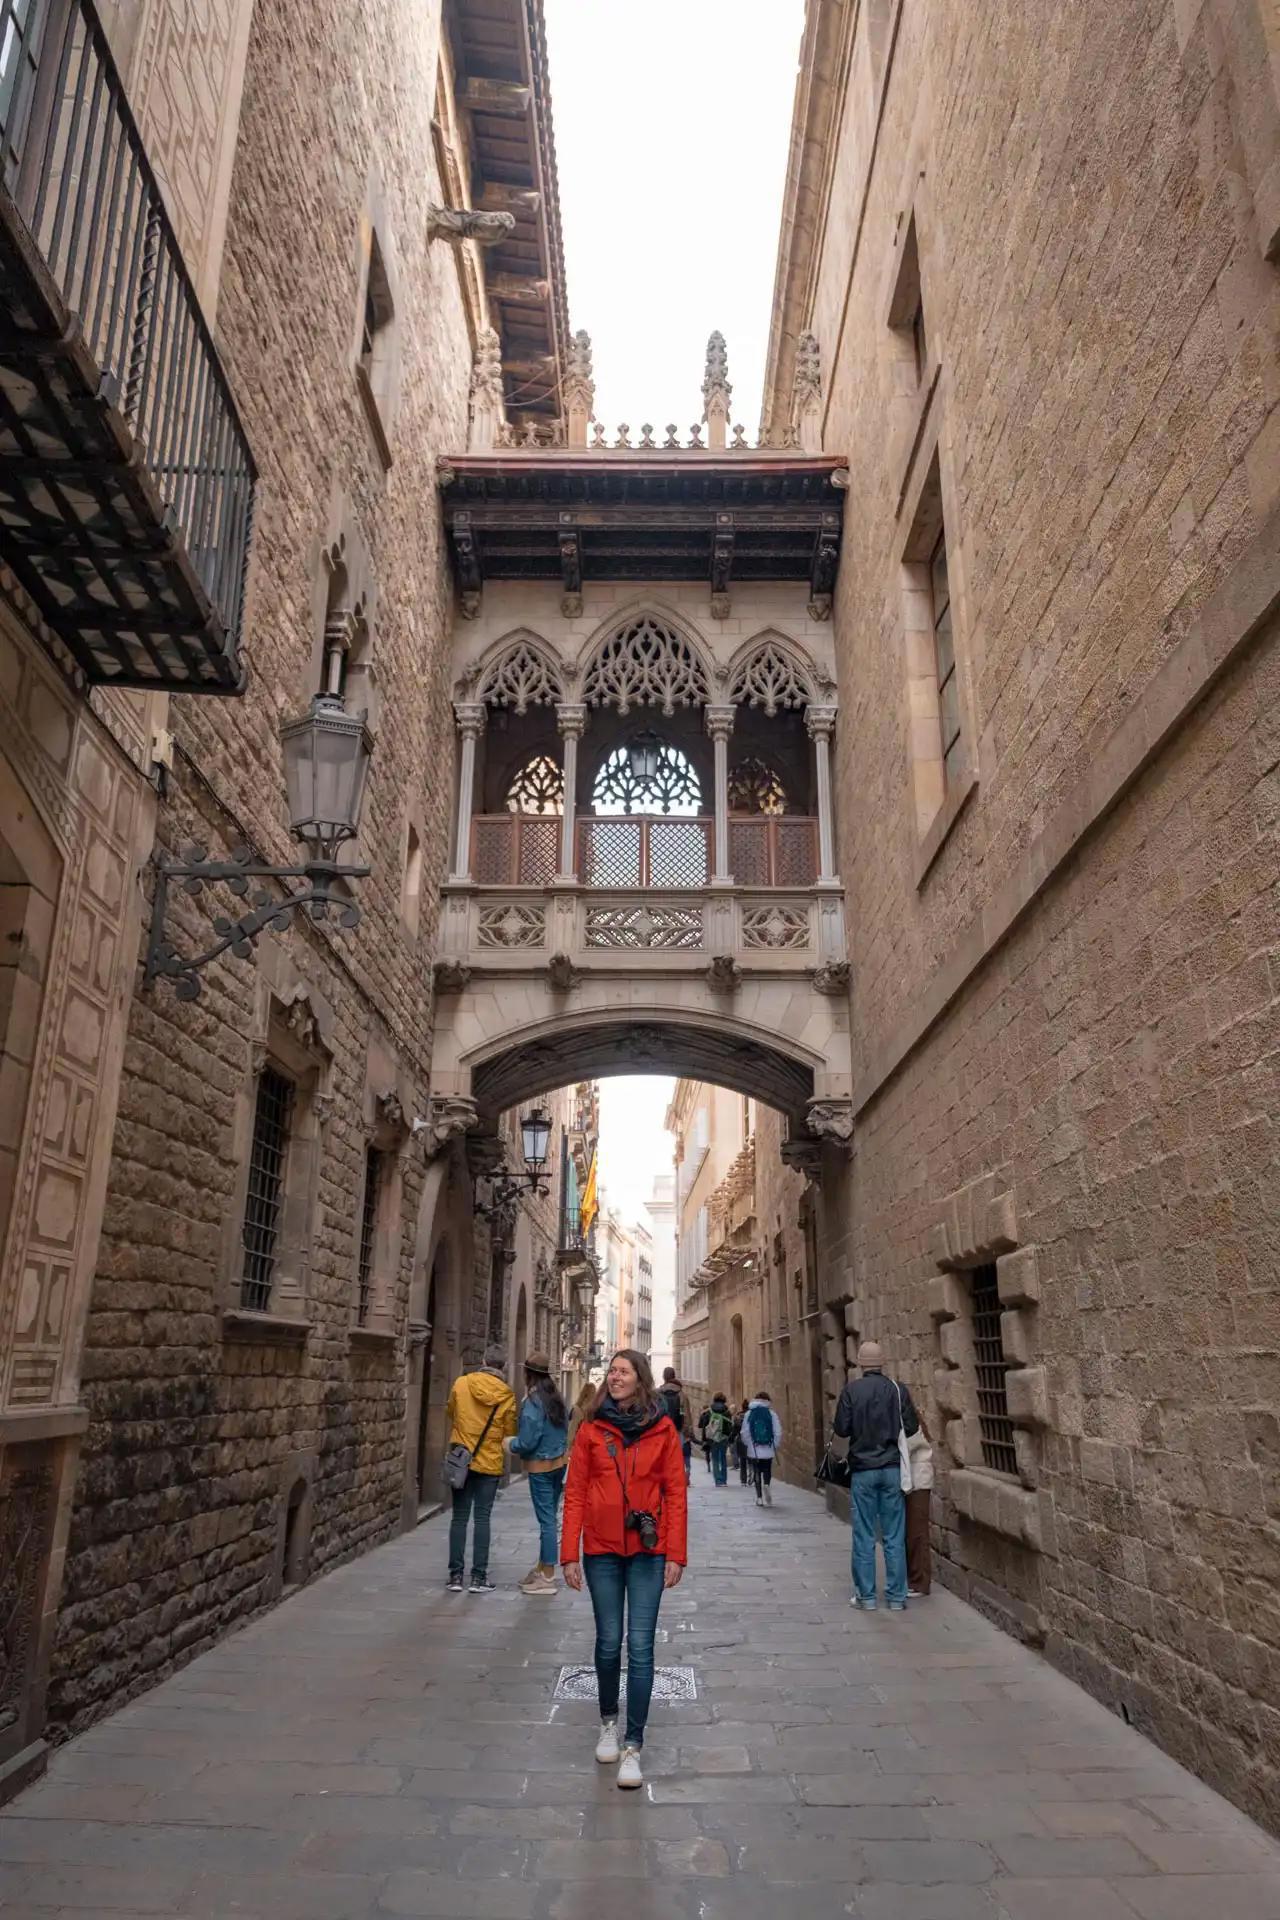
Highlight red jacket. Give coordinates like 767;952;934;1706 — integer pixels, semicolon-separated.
560;1410;688;1566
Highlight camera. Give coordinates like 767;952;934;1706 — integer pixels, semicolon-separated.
625;1509;660;1552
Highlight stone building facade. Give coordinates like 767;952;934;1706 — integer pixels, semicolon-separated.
751;0;1280;1834
0;0;572;1782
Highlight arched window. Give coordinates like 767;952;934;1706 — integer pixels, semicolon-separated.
592;735;701;815
505;755;564;815
728;757;787;816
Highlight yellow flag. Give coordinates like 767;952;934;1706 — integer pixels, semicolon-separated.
581;1150;598;1237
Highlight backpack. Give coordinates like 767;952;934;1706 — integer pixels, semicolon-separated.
659;1385;684;1434
708;1407;732;1442
748;1403;774;1448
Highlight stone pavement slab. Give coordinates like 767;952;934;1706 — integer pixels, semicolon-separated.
3;1473;1280;1917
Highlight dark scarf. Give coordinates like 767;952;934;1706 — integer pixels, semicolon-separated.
596;1394;660;1446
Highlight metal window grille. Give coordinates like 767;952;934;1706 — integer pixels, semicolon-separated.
970;1264;1016;1474
930;528;962;787
241;1067;293;1311
356;1146;382;1327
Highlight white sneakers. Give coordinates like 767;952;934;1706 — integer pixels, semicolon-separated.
595;1721;643;1788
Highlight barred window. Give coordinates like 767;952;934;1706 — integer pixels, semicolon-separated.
241;1066;294;1311
356;1145;383;1327
970;1264;1016;1474
930;529;961;789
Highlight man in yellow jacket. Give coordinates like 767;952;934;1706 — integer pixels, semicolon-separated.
445;1343;517;1593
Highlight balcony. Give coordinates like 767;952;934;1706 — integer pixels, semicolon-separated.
0;0;256;690
471;812;819;890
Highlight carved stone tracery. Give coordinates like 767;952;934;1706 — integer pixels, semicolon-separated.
728;640;814;715
581;617;711;716
476;640;563;713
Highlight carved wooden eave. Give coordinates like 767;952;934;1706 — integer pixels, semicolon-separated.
448;0;570;423
437;453;848;594
759;0;852;447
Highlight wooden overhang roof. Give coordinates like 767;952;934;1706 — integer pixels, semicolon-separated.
452;0;569;420
438;454;848;597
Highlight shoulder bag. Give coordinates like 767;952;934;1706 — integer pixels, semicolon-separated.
894;1381;914;1494
815;1429;852;1490
443;1400;500;1492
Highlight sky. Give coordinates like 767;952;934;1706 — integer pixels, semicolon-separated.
540;1;805;1228
542;0;805;437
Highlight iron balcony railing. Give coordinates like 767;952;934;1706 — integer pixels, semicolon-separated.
0;0;256;689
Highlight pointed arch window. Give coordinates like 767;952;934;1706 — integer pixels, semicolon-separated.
506;755;564;815
727;757;787;816
592;737;701;816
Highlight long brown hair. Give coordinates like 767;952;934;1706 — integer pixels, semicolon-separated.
589;1348;660;1419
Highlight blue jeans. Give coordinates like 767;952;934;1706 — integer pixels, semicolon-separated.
448;1469;499;1578
851;1465;907;1607
710;1441;729;1484
527;1466;565;1565
583;1552;666;1748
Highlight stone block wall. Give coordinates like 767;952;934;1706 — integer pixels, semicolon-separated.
46;0;473;1737
787;0;1280;1834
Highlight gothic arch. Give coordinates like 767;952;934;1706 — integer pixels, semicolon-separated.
726;631;823;714
464;1005;824;1124
576;606;716;716
469;631;565;712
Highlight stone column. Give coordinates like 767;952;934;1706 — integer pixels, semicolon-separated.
806;704;838;884
564;331;594;450
702;331;731;452
556;702;586;883
705;704;735;884
451;701;485;880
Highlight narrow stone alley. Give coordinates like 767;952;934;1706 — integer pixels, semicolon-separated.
2;1477;1278;1920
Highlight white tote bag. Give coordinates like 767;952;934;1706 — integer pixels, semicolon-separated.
894;1381;913;1494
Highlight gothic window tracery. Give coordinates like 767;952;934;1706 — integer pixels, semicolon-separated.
727;757;787;815
727;640;814;715
582;616;710;715
505;755;565;815
476;640;563;713
592;740;701;815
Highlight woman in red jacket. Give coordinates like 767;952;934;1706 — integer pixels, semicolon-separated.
561;1348;687;1789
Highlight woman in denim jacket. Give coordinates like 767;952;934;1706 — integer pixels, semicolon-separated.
510;1352;569;1596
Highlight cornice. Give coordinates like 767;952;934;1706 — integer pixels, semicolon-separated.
760;0;854;443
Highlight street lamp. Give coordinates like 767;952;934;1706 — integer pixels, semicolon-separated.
144;693;373;999
475;1105;555;1217
626;729;662;784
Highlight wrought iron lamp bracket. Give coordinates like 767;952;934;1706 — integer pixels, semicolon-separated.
143;843;371;1000
474;1170;551;1219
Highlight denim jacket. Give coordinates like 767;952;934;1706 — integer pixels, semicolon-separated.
511;1392;569;1468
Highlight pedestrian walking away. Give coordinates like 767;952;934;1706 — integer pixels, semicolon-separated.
697;1401;714;1474
734;1399;751;1484
444;1345;517;1593
906;1412;935;1596
509;1351;569;1596
742;1390;783;1505
833;1340;918;1610
567;1378;597;1449
704;1391;734;1486
658;1366;694;1486
560;1348;687;1790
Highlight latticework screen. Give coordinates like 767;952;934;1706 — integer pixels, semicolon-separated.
577;817;643;887
775;818;818;887
729;818;771;887
472;816;516;885
649;819;710;888
516;815;560;885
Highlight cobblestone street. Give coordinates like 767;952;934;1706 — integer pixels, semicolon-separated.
3;1474;1279;1919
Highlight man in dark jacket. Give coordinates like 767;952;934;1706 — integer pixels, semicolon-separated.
833;1341;918;1611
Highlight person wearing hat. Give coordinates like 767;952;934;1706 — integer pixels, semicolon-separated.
509;1350;570;1595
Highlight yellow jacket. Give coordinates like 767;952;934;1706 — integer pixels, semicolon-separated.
446;1368;517;1474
